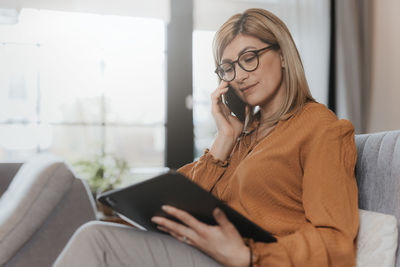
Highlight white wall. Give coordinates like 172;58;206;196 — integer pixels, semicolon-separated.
368;0;400;133
0;0;170;21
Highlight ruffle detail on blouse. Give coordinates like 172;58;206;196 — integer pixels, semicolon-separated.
202;149;229;167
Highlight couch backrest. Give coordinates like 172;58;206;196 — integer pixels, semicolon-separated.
355;130;400;266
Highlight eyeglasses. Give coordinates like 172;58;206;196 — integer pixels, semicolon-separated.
215;45;278;82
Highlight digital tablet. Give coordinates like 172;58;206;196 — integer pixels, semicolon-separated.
97;170;276;243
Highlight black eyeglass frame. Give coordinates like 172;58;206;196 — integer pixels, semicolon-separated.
214;44;279;82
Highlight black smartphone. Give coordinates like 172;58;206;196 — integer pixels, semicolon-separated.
223;85;247;122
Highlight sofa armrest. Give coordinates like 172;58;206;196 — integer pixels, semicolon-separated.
5;178;98;267
0;154;98;267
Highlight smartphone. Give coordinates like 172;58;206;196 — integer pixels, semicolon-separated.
223;85;246;122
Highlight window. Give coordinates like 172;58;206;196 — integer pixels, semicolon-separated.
0;9;167;182
192;30;217;158
192;1;330;158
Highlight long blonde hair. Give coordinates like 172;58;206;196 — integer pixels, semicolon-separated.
213;8;315;128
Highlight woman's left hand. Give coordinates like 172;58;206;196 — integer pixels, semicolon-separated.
151;206;250;267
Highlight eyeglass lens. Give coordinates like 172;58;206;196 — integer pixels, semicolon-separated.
217;50;259;82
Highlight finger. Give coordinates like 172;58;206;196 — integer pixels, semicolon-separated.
155;218;195;246
162;205;207;233
213;208;234;229
169;231;193;245
211;88;230;119
211;87;229;106
220;102;244;126
151;215;197;241
168;230;181;240
220;102;232;116
212;82;229;99
155;220;192;244
218;80;229;89
157;225;169;233
219;101;231;118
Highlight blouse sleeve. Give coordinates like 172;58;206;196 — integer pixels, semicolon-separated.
245;119;359;267
177;149;230;192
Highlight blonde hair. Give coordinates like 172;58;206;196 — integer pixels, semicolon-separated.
213;8;315;129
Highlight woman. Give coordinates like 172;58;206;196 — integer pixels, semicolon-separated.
54;8;359;267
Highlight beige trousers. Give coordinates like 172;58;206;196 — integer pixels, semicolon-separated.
53;221;222;267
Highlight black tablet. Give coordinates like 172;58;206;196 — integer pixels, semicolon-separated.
97;170;276;243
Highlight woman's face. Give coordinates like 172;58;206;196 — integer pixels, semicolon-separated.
221;34;286;112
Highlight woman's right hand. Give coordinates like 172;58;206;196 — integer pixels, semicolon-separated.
209;81;245;161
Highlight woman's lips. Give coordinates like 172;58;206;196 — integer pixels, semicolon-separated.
240;82;258;94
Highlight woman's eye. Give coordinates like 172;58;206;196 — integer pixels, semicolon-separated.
242;55;256;63
223;67;234;73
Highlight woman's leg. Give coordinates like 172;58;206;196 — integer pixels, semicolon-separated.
53;221;222;267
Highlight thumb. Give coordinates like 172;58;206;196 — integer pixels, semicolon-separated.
213;208;233;228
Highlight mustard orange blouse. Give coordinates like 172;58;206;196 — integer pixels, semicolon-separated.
178;102;359;267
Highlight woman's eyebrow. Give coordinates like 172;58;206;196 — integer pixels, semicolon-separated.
221;46;257;63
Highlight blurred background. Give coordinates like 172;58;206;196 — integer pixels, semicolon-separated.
0;0;399;188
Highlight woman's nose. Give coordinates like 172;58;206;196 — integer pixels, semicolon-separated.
235;65;249;82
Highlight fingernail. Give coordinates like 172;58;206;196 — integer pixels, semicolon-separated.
151;217;158;223
161;205;168;211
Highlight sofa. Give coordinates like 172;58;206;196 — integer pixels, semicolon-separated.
355;130;400;266
0;154;97;267
0;129;399;267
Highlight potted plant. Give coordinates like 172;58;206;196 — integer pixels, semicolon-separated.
73;154;130;217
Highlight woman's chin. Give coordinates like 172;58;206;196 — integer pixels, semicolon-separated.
243;97;261;107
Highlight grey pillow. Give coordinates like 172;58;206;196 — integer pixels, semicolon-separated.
0;153;75;265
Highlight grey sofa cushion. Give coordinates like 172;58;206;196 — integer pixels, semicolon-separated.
0;154;75;266
355;130;400;267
